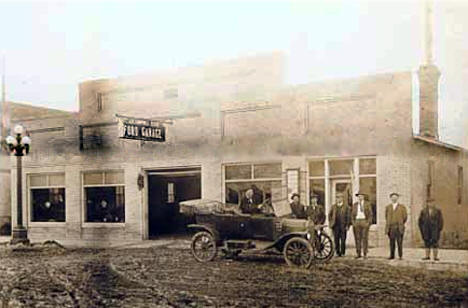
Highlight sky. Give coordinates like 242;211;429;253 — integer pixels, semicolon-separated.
0;0;467;147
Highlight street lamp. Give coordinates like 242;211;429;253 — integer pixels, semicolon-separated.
5;124;31;245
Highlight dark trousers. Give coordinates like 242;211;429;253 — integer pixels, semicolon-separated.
353;220;370;256
388;225;404;258
333;226;347;256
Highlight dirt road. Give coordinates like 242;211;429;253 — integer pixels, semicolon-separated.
0;246;466;307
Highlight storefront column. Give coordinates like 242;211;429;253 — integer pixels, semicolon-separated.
65;165;82;239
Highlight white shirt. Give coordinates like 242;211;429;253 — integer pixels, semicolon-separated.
356;201;366;219
337;202;343;207
392;203;398;211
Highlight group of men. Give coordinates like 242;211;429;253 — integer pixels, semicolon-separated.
240;187;444;261
290;191;444;260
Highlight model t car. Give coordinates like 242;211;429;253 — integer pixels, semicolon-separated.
180;199;334;268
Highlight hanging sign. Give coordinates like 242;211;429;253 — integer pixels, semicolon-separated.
117;114;166;142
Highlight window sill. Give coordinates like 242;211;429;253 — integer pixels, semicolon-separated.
81;223;125;228
29;222;67;227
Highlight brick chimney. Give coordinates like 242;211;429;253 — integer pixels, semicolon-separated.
418;0;440;139
418;64;440;139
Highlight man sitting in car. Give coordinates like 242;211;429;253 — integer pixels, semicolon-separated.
239;189;262;214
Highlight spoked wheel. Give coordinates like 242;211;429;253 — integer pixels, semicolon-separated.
191;231;217;262
314;232;335;263
283;237;314;269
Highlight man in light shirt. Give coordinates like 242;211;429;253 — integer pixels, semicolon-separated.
385;192;408;260
351;192;373;259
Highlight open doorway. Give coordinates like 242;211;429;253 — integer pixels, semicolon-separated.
148;167;201;237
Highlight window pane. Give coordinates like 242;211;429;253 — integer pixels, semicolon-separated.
359;158;376;175
105;171;124;185
85;186;125;223
225;181;282;206
31;188;65;222
30;175;47;187
359;177;377;224
253;163;282;179
225;165;251;180
309;179;325;206
329;160;353;176
309;160;325;177
84;172;103;185
49;174;65;186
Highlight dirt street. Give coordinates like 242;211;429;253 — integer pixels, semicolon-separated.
0;245;466;307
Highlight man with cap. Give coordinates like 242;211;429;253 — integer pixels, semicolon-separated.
290;193;307;219
418;197;443;261
328;192;351;256
352;192;373;259
385;192;408;260
306;194;326;225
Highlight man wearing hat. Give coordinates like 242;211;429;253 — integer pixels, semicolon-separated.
418;197;443;261
352;192;373;259
328;192;351;256
306;194;326;225
290;193;307;219
385;192;408;260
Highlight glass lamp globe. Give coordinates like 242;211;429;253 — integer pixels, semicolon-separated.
5;135;17;146
21;136;31;145
14;125;24;135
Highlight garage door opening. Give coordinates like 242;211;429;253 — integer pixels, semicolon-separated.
148;167;201;237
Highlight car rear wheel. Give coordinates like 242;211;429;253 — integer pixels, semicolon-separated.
283;237;314;269
191;231;217;262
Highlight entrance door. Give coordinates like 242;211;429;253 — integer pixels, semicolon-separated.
331;179;353;208
148;167;201;237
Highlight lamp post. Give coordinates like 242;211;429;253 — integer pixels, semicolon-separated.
4;124;31;245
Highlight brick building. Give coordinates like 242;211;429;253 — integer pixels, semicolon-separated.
0;102;74;235
6;52;468;248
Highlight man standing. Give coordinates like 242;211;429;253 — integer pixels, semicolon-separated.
385;193;408;260
328;193;351;257
290;193;307;219
306;194;326;225
352;192;373;259
418;198;444;261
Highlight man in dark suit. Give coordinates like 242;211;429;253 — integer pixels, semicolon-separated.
418;197;443;261
385;192;408;260
328;193;351;257
290;193;307;219
239;189;261;214
306;194;326;225
352;192;373;259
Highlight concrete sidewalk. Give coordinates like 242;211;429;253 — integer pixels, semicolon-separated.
357;246;468;273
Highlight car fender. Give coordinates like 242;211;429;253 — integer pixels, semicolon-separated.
271;232;310;252
187;224;221;244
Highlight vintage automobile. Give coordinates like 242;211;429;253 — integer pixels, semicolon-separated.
180;199;334;268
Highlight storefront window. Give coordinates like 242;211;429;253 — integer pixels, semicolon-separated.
224;163;282;206
359;177;377;224
309;179;325;206
84;171;125;223
30;174;65;222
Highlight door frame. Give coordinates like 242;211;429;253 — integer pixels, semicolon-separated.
143;165;202;239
